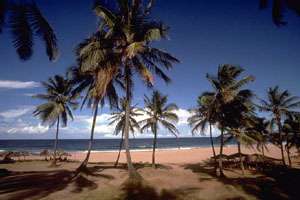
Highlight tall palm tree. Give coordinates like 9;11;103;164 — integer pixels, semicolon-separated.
0;0;58;61
258;86;300;166
33;75;77;165
139;91;179;168
67;63;121;172
88;0;179;178
188;94;217;163
204;64;255;176
283;114;300;167
109;98;141;166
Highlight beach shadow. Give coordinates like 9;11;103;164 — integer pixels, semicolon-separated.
115;180;189;200
184;162;300;199
88;162;172;171
0;169;100;200
134;162;172;170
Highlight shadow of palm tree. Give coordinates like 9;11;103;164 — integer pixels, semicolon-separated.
115;180;184;200
184;162;300;200
0;169;102;200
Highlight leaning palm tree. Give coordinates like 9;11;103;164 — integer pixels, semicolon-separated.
87;0;179;178
205;64;255;176
258;86;300;166
33;75;77;165
109;98;141;166
139;91;179;168
68;63;121;172
188;94;217;163
0;0;58;61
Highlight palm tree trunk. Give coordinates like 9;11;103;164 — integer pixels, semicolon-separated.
277;118;286;166
77;100;99;172
261;145;265;164
53;116;60;165
286;146;292;167
124;77;140;179
237;141;245;175
219;128;225;177
209;123;216;160
152;125;157;168
115;130;124;167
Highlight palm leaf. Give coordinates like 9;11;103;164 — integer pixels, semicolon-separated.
9;3;33;60
27;2;58;61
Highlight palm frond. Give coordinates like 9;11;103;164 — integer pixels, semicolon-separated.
27;2;58;61
9;3;33;60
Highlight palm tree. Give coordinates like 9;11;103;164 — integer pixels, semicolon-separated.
258;86;300;166
188;94;217;163
0;0;58;61
283;114;300;167
67;64;121;172
205;64;255;176
109;98;141;166
89;0;179;178
139;91;179;168
225;99;257;174
251;117;271;159
33;75;77;165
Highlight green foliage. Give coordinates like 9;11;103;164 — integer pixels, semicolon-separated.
109;98;142;136
139;90;179;136
33;75;78;127
0;0;58;61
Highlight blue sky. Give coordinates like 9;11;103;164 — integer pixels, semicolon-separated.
0;0;300;139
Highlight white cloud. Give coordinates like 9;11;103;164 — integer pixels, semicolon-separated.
0;80;40;89
7;123;49;134
0;106;34;118
174;108;191;125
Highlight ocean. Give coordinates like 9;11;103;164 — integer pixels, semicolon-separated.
0;137;231;153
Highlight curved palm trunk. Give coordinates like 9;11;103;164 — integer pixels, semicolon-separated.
124;78;140;179
209;123;216;161
286;146;292;167
52;117;60;165
277;118;286;166
76;101;99;172
218;128;225;177
237;141;245;175
152;125;157;168
115;130;124;167
261;145;265;163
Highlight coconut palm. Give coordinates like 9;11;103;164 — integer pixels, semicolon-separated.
205;64;255;176
139;91;179;168
258;86;300;166
283;114;300;167
251;117;271;159
224;95;257;174
86;0;179;178
33;75;77;165
67;63;122;172
188;94;217;163
0;0;58;60
109;98;141;166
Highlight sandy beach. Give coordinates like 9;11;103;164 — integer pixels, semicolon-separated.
1;145;300;200
65;145;285;164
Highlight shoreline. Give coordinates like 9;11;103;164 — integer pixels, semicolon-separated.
7;144;291;165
